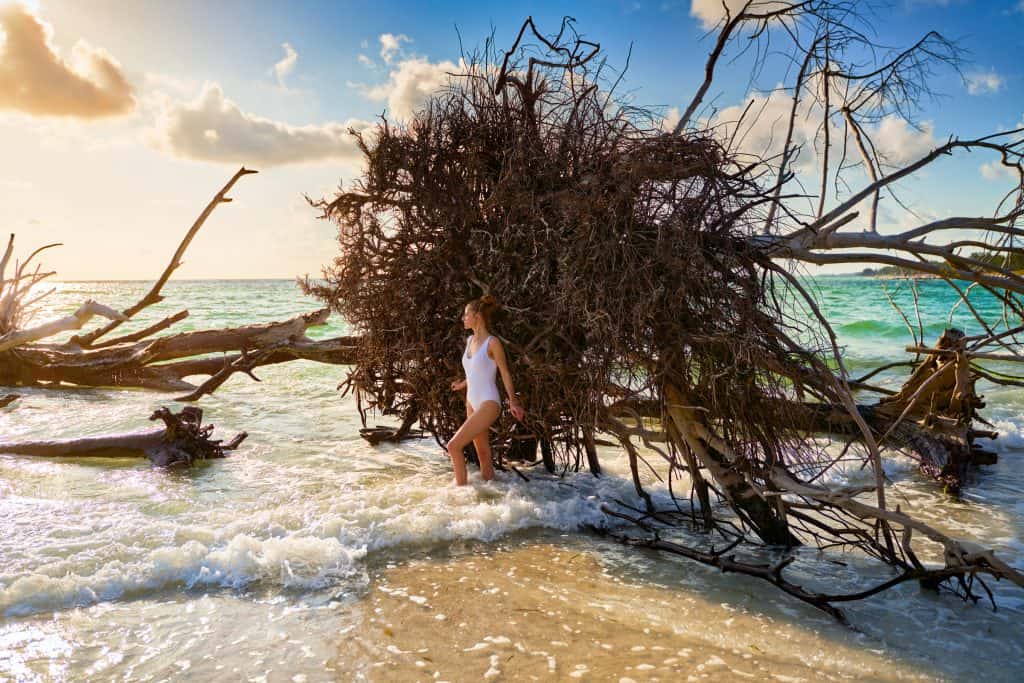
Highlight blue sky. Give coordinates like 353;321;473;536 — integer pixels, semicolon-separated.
1;0;1021;278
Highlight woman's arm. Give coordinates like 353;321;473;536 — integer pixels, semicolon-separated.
489;338;525;421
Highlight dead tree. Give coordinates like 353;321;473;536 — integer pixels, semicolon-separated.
0;168;358;399
0;406;247;467
305;8;1024;621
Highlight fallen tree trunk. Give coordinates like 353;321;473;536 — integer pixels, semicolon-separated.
0;430;166;457
0;407;246;467
800;403;997;494
664;382;798;546
610;329;999;497
0;300;126;352
4;309;358;395
778;328;998;494
794;402;998;495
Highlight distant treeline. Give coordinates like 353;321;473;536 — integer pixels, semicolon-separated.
860;249;1024;277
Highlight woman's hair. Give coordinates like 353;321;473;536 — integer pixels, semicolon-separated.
467;294;500;327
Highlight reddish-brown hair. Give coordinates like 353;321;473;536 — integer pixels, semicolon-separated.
467;294;499;327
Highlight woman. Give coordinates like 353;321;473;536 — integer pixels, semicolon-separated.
447;295;525;485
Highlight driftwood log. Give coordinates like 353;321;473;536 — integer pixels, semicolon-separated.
0;407;246;467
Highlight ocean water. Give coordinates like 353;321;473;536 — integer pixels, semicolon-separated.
0;277;1022;682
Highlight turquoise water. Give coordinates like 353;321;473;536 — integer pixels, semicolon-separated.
0;277;1022;681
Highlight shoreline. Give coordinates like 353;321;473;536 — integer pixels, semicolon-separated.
332;539;943;682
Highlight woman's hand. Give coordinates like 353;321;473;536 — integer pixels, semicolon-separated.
509;399;526;422
451;379;467;391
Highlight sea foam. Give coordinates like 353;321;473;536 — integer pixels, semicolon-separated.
0;462;648;618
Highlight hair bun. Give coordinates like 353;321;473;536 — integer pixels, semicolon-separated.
480;294;498;307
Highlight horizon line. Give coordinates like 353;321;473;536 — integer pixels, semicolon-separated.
56;277;307;283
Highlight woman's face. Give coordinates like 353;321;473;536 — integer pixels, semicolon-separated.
462;305;477;329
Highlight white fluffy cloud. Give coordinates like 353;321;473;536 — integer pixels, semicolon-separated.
980;159;1016;181
273;42;298;88
0;4;134;118
378;33;410;64
965;70;1004;95
872;115;936;165
364;57;460;121
661;106;681;132
707;87;821;173
689;0;793;30
705;85;937;232
158;83;372;166
708;86;935;173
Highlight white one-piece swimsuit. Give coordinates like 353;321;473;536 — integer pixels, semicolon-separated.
463;335;501;410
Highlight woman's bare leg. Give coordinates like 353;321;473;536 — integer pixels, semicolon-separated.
473;430;495;481
446;401;500;485
448;402;473;486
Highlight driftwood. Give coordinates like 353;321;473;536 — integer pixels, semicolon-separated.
872;328;996;492
303;10;1024;621
0;169;358;397
0;407;246;467
0;300;126;352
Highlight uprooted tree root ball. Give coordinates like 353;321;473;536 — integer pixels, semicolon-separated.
305;11;1024;620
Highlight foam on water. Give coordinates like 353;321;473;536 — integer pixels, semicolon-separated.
0;449;652;617
0;534;366;617
318;468;635;551
981;417;1024;453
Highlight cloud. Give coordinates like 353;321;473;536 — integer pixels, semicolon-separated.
157;82;372;167
707;86;823;174
145;72;200;97
357;53;375;68
965;70;1004;95
689;0;793;31
379;33;410;64
872;116;936;165
273;42;298;88
980;159;1015;181
0;4;134;118
708;85;935;172
661;106;681;132
363;57;460;121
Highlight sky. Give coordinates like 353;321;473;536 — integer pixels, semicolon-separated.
0;0;1022;280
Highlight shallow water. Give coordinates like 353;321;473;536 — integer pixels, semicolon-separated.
1;278;1022;681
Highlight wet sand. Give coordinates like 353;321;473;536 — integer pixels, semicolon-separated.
333;540;940;682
